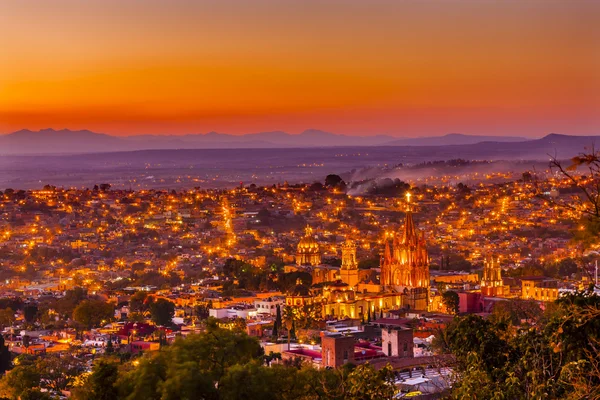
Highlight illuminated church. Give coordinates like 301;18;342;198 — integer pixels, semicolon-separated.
295;226;322;266
481;256;507;297
380;193;430;310
287;226;338;284
317;193;431;319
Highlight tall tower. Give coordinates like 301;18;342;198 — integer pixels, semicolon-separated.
481;256;504;296
380;192;430;309
340;239;359;288
381;192;429;288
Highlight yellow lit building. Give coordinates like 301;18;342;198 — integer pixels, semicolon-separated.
521;277;559;302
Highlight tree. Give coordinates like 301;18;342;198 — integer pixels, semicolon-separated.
193;304;210;321
117;352;167;400
290;321;296;341
296;303;322;330
0;365;40;400
309;182;325;192
149;298;175;327
0;336;11;375
437;291;600;399
73;299;114;330
325;174;344;188
441;291;459;314
436;314;510;380
273;304;282;338
55;287;88;317
219;362;302;400
117;318;263;399
19;389;53;400
558;258;578;277
81;320;402;400
129;291;149;313
128;312;146;323
345;363;396;400
73;360;119;400
36;354;86;393
106;337;114;354
548;149;600;251
0;308;15;328
23;304;38;325
22;335;31;352
490;299;541;326
256;208;272;226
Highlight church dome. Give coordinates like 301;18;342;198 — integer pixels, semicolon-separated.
297;236;319;252
296;226;322;266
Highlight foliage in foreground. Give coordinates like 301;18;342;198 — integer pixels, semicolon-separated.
0;318;396;400
436;290;600;399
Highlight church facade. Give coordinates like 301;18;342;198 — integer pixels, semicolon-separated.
287;197;432;319
380;204;430;310
481;256;507;297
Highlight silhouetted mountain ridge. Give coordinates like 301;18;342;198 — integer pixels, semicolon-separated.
0;128;597;156
386;133;527;146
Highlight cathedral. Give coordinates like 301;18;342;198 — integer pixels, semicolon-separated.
287;194;431;318
380;198;430;310
319;194;431;318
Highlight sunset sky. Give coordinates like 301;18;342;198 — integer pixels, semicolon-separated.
1;0;598;137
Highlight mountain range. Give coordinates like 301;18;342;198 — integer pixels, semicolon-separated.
0;128;534;155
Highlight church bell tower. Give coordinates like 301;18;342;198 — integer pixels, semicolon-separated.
340;239;359;288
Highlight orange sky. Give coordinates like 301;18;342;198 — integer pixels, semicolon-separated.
1;0;598;137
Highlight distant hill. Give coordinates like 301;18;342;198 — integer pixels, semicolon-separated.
0;128;396;154
460;133;600;159
122;129;397;148
0;129;125;154
0;128;597;156
384;133;527;146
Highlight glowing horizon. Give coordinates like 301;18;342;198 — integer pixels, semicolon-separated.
1;0;598;137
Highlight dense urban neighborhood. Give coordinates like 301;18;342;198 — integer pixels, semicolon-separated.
0;156;599;399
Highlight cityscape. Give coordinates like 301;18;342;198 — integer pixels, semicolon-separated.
1;1;599;400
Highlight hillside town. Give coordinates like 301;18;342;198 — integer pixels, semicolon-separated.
0;165;598;399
